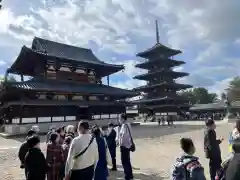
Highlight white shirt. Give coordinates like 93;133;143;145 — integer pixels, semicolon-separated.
119;122;133;149
65;133;99;175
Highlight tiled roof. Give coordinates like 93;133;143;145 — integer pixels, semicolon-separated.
135;58;185;69
133;70;189;80
133;82;192;91
32;37;106;65
190;102;226;111
132;96;186;104
136;43;182;58
6;79;137;98
9;45;124;77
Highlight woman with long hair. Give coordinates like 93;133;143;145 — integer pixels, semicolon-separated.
46;132;64;180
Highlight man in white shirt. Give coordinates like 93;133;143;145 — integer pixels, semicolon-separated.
65;121;99;180
119;114;134;180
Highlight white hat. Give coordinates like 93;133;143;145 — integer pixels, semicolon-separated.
31;125;40;133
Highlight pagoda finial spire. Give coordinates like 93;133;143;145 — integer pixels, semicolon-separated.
155;20;160;44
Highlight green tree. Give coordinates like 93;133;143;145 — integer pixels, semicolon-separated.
0;75;17;83
221;92;227;101
179;87;218;104
227;76;240;101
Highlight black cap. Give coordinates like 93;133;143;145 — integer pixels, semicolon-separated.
27;130;36;136
108;123;114;127
205;119;215;126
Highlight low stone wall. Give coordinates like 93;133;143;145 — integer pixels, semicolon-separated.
3;118;134;136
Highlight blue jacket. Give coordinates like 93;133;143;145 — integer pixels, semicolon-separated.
171;154;206;180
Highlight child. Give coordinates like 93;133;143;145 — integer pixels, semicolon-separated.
171;138;206;180
24;135;48;180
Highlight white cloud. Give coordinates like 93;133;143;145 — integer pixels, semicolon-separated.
0;60;6;66
208;78;233;96
0;0;240;96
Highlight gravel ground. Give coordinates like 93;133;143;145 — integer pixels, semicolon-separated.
0;121;234;180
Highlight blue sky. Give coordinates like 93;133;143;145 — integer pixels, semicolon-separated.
0;0;240;96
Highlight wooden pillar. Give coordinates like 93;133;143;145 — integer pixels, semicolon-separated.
21;75;24;82
4;68;9;82
19;105;23;124
107;76;110;86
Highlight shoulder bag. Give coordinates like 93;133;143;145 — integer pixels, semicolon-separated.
125;124;136;152
74;136;94;159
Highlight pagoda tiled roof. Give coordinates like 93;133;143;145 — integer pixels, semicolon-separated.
132;96;186;104
133;82;192;91
5;78;137;99
9;37;124;77
136;43;182;58
140;104;180;110
133;70;189;80
135;58;185;69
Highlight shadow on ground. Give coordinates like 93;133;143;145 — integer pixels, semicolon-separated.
132;124;205;139
109;170;164;180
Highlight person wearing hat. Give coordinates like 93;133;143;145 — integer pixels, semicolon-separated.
18;129;37;178
31;125;40;133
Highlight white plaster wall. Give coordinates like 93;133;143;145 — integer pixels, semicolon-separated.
4;118;134;135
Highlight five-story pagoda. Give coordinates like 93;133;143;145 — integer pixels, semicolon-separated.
132;21;192;116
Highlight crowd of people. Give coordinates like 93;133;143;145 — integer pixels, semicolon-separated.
18;114;135;180
17;114;240;180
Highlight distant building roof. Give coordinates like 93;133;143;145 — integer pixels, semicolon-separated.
190;102;225;111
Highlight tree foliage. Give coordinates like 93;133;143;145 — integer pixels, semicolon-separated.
0;75;17;83
227;76;240;101
179;87;218;104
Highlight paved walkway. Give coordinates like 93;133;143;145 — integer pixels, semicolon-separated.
0;121;235;180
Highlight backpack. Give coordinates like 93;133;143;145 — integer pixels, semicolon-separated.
184;160;203;180
173;160;202;180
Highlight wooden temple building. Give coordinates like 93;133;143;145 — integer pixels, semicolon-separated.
132;21;192;118
0;37;136;134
